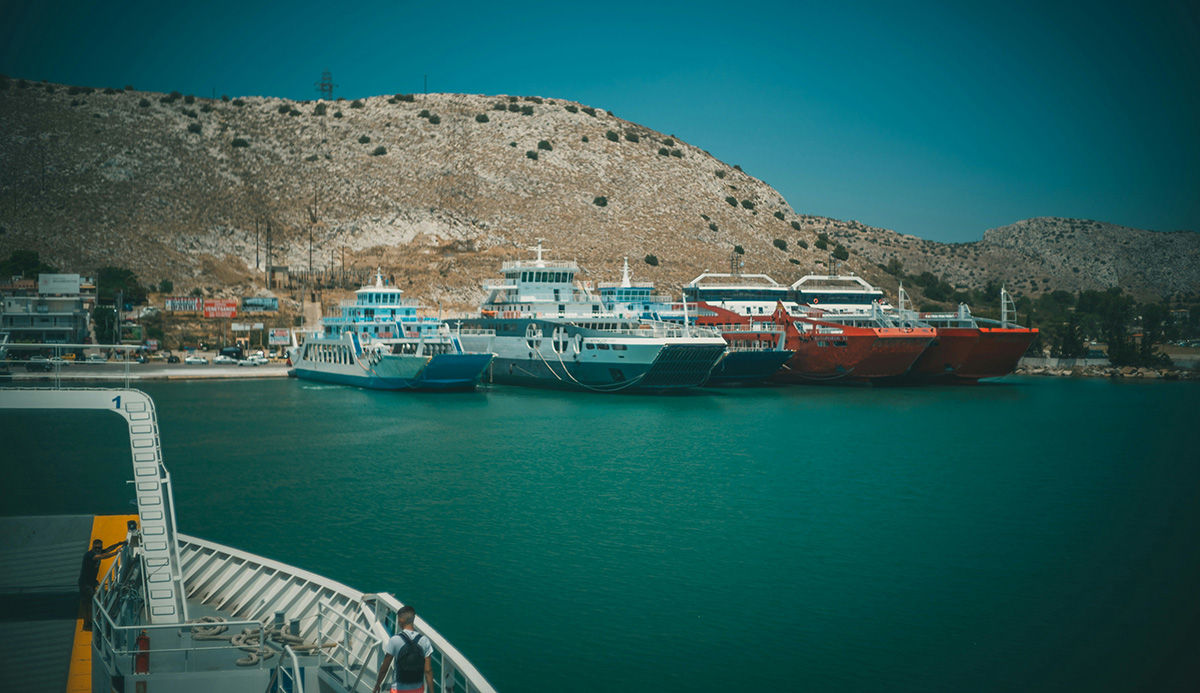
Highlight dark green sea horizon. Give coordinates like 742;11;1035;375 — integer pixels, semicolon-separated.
3;377;1199;691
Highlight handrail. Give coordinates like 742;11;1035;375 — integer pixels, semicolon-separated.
281;645;305;693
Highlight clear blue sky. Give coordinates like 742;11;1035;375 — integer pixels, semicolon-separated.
3;0;1197;243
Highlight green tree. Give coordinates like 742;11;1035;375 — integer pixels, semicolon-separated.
832;244;849;261
1;249;57;277
158;279;174;293
93;306;118;345
97;267;147;306
1138;303;1173;367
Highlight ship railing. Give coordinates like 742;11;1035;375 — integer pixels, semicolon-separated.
337;298;426;309
500;258;580;271
270;646;306;693
93;548;274;676
0;342;144;389
454;327;497;337
579;321;723;340
709;322;786;334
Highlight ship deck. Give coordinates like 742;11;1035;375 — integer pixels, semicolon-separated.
0;513;134;693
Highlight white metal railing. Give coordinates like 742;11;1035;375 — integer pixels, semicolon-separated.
368;594;498;693
0;342;148;388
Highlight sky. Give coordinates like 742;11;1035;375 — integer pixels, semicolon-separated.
2;0;1197;243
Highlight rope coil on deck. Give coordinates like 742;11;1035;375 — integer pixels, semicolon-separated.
189;616;334;666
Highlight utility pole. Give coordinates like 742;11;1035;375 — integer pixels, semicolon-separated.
255;218;260;269
315;70;336;101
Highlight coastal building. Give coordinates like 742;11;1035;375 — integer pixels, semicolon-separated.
0;273;94;345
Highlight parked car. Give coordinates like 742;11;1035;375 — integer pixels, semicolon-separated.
85;354;107;363
184;355;208;365
26;357;53;372
237;358;260;367
134;353;148;364
48;356;70;367
167;355;181;364
149;353;166;362
213;354;237;365
247;354;269;365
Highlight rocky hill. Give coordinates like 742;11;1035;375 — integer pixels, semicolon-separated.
1;77;1196;311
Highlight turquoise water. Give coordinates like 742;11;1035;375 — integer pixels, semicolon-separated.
4;378;1200;691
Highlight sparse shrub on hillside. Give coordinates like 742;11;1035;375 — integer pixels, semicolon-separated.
605;130;619;142
524;96;543;104
508;96;518;102
138;98;150;108
333;111;343;118
169;91;182;100
387;98;398;104
594;196;608;207
507;104;520;113
538;140;553;151
817;232;830;242
358;135;371;144
725;196;737;207
124;84;134;91
350;100;364;109
814;239;828;250
581;136;589;142
733;164;742;171
791;221;802;231
711;223;720;232
182;108;197;118
626;132;639;143
715;169;726;178
773;239;788;251
200;103;213;113
658;148;669;156
734;245;744;254
221;94;229;101
741;199;755;210
510;142;517;147
184;94;195;104
418;109;430;118
314;103;327;116
526;150;538;160
565;105;578;113
372;146;387;156
103;87;116;94
43;84;54;93
833;245;849;260
670;149;682;158
797;239;809;249
395;93;415;102
493;102;507;111
644;254;659;266
67;85;83;95
305;154;319;162
277;103;290;114
789;258;801;265
476;113;489;123
520;106;533;116
774;211;786;221
232;138;250;148
233;99;245;107
187;122;201;134
581;107;596;117
428;115;441;124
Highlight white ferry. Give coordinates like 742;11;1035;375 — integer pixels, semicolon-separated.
0;384;496;693
457;243;727;392
291;273;493;391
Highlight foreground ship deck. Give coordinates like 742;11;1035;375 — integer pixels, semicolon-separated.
0;387;496;693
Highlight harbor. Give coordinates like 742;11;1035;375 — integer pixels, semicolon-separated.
4;377;1199;691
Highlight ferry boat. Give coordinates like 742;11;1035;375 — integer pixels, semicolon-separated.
684;269;933;383
457;243;728;392
599;258;792;387
291;272;493;391
0;384;496;693
892;285;1038;383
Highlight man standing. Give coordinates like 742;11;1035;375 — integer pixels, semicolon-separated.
79;538;125;631
372;605;435;693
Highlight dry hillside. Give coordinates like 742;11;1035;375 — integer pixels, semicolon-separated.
1;77;1196;311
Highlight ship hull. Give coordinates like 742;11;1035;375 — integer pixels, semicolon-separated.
953;328;1039;382
295;352;491;391
766;310;934;384
703;349;793;386
878;327;979;384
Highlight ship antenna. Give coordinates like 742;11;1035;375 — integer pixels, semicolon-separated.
620;257;632;288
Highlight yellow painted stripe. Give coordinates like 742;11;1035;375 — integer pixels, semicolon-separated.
65;514;138;693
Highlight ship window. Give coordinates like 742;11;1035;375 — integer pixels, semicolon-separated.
613;344;627;351
586;343;594;350
598;343;610;350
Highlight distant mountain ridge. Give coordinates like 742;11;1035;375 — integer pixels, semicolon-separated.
0;77;1195;307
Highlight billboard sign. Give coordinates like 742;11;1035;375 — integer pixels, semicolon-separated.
203;299;238;319
39;274;81;295
242;297;279;313
166;297;202;312
269;328;291;346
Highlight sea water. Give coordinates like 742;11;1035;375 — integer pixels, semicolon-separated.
3;377;1199;691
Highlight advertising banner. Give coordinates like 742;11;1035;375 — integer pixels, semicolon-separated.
166;297;202;312
269;328;291;346
231;323;249;332
203;299;238;319
242;297;279;313
38;273;81;295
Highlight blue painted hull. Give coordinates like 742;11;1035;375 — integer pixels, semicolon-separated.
703;350;793;387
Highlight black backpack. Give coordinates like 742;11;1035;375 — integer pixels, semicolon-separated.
395;631;425;685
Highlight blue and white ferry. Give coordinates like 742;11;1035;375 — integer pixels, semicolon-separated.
291;273;493;391
457;243;727;392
